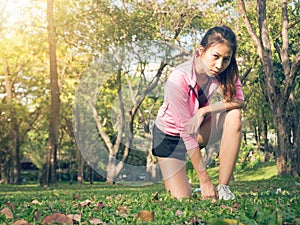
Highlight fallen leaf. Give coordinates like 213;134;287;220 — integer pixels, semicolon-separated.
34;210;41;222
89;218;104;224
115;194;123;201
136;210;154;222
116;205;128;217
5;201;15;210
67;214;81;222
106;196;113;204
12;219;31;225
41;213;73;225
117;205;128;213
190;216;199;225
95;201;105;210
72;193;81;200
1;207;13;219
220;204;239;212
31;199;42;205
211;198;217;203
175;209;183;216
79;199;91;207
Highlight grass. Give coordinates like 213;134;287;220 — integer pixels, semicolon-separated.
0;162;299;225
234;161;277;181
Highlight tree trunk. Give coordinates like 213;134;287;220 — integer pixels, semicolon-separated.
77;150;84;184
296;118;300;176
0;153;8;184
4;55;21;184
262;109;269;162
237;0;300;176
88;166;94;184
276;118;289;175
105;153;124;185
146;153;161;182
44;0;60;185
11;121;21;184
289;94;300;176
254;125;260;150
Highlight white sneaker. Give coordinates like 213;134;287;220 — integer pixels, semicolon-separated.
217;184;235;200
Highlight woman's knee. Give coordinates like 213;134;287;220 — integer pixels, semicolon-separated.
224;109;242;131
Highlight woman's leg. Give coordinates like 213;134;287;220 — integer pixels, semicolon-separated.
157;157;192;200
197;109;242;185
217;109;242;185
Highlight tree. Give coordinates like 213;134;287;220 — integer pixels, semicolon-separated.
89;0;207;184
0;1;45;184
43;0;60;185
237;0;300;176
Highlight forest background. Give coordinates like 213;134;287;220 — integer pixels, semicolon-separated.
0;0;299;186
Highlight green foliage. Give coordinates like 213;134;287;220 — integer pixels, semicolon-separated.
0;175;299;224
1;0;299;186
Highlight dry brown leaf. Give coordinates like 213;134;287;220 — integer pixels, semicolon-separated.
136;210;154;222
5;201;15;210
95;201;105;211
175;209;184;216
220;204;239;212
72;193;81;200
190;216;199;225
1;207;14;219
34;210;41;222
89;218;104;224
31;199;42;205
41;213;73;225
79;199;91;207
115;194;123;201
117;205;128;213
106;196;113;204
211;198;217;203
116;205;128;217
67;214;81;222
12;219;31;225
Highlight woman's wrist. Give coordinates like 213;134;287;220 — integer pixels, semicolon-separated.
199;106;209;117
198;170;211;184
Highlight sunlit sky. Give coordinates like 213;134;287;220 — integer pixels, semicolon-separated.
1;0;32;26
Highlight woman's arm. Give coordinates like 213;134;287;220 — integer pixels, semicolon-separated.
202;98;244;116
187;147;217;199
187;98;244;135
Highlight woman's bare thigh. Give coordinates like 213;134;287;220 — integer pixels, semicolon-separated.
197;112;226;147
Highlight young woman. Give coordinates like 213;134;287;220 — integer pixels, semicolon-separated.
152;26;244;200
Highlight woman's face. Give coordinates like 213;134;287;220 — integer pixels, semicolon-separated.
198;43;233;77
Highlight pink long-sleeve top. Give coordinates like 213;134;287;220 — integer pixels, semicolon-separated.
155;56;244;150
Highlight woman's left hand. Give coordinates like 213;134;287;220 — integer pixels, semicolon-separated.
187;109;206;135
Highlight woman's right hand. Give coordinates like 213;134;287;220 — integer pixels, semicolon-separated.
187;109;206;135
200;180;217;200
197;170;217;200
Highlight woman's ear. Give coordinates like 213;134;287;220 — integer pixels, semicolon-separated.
198;46;205;56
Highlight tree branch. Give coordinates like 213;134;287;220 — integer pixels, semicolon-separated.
284;50;300;99
89;100;113;152
237;0;263;60
281;0;290;78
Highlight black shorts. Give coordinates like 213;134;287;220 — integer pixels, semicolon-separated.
152;124;186;160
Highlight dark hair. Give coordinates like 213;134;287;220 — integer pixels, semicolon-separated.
200;25;239;101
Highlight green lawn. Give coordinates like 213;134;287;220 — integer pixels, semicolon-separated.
0;162;299;225
207;161;278;182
